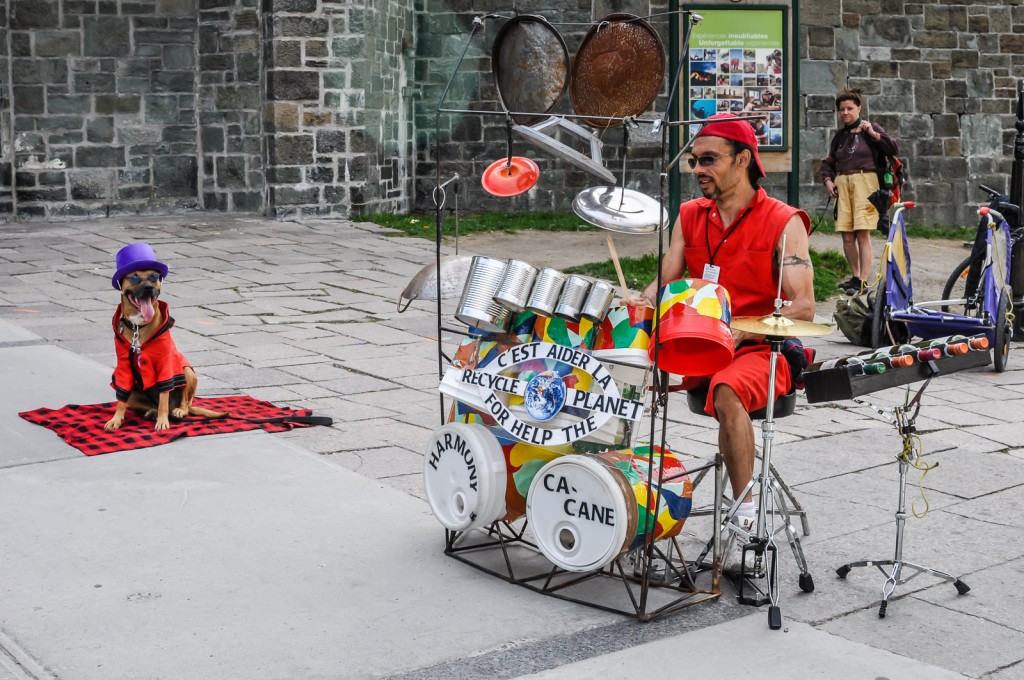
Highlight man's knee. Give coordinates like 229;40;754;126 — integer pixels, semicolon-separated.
712;384;745;419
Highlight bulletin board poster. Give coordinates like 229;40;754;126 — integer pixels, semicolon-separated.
684;7;787;151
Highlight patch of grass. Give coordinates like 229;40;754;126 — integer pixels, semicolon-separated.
563;254;661;292
565;247;849;304
355;211;596;238
359;209;967;304
363;210;977;242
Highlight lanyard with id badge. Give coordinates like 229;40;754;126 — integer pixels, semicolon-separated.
703;206;752;283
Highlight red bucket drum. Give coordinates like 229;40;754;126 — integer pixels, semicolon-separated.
526;447;693;572
650;278;734;376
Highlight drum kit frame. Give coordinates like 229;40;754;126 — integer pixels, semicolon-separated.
424;9;808;624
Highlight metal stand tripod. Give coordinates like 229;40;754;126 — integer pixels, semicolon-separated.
836;379;970;618
690;336;815;629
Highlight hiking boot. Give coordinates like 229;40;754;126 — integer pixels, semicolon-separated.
839;277;863;294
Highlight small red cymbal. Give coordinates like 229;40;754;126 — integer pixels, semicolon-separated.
481;156;539;197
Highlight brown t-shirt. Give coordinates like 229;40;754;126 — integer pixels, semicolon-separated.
821;123;899;181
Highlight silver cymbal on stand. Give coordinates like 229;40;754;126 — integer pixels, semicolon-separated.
572;186;668;234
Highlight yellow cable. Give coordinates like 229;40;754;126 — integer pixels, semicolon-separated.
898;431;936;518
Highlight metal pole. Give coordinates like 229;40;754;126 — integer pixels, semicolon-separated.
1009;80;1024;218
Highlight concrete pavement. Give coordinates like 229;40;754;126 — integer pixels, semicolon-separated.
1;214;1022;679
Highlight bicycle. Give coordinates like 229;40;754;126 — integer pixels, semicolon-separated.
871;201;1013;371
941;184;1022;336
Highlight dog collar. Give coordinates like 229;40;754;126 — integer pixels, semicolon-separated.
119;319;143;353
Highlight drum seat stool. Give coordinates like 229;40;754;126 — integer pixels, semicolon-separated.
684;384;810;538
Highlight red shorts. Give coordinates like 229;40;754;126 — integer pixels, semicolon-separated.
683;342;792;418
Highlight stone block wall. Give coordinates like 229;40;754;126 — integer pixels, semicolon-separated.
0;4;12;216
2;0;1021;226
2;0;202;219
263;0;415;218
800;0;1024;227
199;0;265;213
413;0;671;214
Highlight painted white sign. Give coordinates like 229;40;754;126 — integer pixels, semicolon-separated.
440;341;645;446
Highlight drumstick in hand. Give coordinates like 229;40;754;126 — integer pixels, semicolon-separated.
606;234;630;300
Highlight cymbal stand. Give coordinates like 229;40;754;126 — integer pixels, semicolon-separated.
731;333;814;630
837;378;971;618
693;260;815;629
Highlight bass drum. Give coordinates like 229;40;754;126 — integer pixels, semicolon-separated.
492;15;570;125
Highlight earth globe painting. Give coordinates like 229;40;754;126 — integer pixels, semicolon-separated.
524;370;567;422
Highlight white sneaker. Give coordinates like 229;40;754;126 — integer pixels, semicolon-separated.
733;514;756;534
726;515;764;577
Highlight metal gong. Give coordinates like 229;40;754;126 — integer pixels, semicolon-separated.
570;14;666;128
492;15;570;125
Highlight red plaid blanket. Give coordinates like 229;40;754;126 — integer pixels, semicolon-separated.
19;395;332;456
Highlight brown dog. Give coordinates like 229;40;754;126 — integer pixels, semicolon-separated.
104;243;226;431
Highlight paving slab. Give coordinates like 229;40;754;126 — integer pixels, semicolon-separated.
819;595;1024;678
513;613;969;680
0;344;111;467
0;412;613;680
3;215;1023;679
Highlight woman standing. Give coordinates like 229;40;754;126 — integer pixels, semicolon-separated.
821;88;900;293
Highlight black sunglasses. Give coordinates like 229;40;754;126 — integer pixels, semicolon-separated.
686;151;737;170
127;273;162;285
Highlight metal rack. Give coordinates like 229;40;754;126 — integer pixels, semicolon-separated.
426;10;727;621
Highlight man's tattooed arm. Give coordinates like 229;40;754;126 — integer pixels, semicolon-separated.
783;254;812;269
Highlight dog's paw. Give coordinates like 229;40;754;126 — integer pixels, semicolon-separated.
104;418;123;431
154;417;171;430
170;408;187;421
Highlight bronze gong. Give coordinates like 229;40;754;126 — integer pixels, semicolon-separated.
570;14;666;128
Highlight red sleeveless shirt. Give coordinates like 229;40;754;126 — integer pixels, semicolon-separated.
679;188;810;318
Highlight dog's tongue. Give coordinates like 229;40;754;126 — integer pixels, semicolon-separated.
137;297;156;323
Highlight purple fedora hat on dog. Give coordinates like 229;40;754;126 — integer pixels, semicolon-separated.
112;243;169;290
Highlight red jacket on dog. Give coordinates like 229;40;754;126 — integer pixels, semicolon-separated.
111;299;190;402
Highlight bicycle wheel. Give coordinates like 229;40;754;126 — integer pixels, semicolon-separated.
941;256;971;314
870;281;909;349
870;282;887;349
994;290;1010;372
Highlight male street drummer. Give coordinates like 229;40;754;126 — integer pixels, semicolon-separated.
631;113;814;538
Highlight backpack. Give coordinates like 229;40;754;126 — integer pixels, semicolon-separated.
877;155;906;206
834;287;876;347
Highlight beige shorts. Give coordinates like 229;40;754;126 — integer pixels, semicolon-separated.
835;172;880;232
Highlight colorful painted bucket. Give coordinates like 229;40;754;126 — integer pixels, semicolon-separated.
650;278;733;376
526;447;693;572
592;304;654;386
532;314;597;351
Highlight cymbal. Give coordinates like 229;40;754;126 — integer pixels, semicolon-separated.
730;315;835;337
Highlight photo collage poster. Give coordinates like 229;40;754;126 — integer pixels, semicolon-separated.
685;8;786;150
